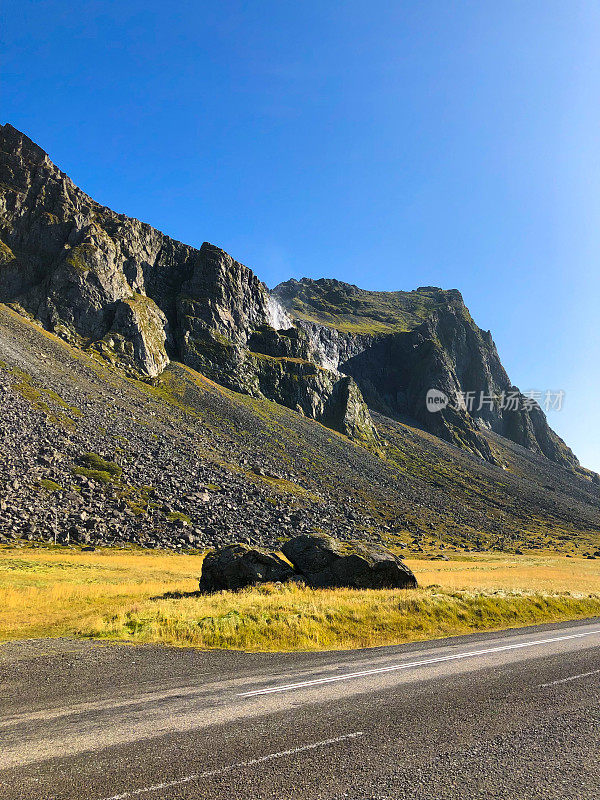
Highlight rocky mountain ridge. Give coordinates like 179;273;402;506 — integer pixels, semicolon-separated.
0;123;379;444
0;123;580;469
274;278;579;468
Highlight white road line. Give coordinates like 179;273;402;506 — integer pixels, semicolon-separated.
98;732;364;800
539;669;600;688
239;629;600;697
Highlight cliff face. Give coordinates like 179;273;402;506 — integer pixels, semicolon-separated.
0;123;578;467
273;279;579;469
0;124;377;444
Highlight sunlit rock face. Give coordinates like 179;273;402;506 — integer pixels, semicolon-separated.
0;124;378;444
273;279;580;470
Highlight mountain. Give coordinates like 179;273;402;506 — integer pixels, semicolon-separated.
0;123;378;445
0;123;598;554
1;301;598;554
273;278;579;467
0;123;578;467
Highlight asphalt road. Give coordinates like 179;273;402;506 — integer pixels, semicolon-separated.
1;618;599;800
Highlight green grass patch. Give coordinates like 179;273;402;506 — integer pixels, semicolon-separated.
71;454;120;485
87;584;600;652
39;479;64;493
71;467;115;485
166;512;192;525
71;453;122;486
79;453;122;477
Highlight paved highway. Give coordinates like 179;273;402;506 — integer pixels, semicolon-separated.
1;618;599;799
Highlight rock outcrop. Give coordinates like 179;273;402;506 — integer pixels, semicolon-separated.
274;278;579;469
0;123;578;466
0;124;376;443
282;533;418;589
198;535;418;591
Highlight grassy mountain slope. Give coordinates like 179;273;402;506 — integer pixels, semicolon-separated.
1;303;598;555
272;278;460;334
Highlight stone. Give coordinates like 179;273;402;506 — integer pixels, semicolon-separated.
198;544;296;592
282;533;417;590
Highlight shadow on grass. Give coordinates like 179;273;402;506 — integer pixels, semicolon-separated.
150;589;204;600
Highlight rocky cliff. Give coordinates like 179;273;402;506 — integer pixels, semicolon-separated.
273;279;579;469
0;124;377;444
2;302;598;554
0;123;578;467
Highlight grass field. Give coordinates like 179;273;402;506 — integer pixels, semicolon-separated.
1;545;600;651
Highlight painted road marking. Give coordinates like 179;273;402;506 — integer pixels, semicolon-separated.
539;668;600;688
239;629;600;697
97;732;364;800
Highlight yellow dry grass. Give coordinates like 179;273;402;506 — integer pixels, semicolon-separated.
407;552;600;595
1;546;599;651
0;546;199;640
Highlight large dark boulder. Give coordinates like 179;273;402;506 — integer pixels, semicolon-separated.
282;533;417;589
198;543;295;592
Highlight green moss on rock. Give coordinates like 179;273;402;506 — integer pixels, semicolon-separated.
64;244;98;273
39;479;64;492
79;452;122;477
72;453;122;484
0;238;15;265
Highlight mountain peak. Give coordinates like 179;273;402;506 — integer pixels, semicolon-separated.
1;122;49;165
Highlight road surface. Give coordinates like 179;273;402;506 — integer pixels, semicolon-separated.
1;618;599;799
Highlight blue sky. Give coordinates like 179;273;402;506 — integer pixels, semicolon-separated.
2;1;599;471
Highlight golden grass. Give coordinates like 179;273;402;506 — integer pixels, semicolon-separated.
1;546;599;651
0;546;199;640
407;552;600;595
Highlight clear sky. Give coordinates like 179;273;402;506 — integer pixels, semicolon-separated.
2;1;599;471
